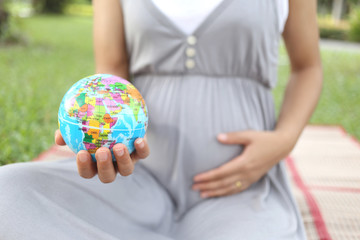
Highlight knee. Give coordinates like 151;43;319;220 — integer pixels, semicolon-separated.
0;162;43;194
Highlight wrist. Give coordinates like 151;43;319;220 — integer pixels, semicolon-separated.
273;128;300;153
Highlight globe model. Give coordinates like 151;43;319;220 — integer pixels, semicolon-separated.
58;74;148;161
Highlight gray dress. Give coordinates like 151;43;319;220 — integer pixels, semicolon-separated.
0;0;307;239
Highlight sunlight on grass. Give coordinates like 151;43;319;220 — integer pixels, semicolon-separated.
318;14;349;30
66;3;93;16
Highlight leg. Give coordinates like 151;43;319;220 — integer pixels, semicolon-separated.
174;171;306;240
0;159;174;240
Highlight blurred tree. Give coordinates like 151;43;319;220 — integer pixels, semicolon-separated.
333;0;345;23
318;0;333;14
0;0;9;38
348;0;360;5
318;0;360;20
32;0;71;14
349;6;360;41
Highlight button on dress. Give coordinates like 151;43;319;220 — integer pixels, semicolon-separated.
0;0;307;239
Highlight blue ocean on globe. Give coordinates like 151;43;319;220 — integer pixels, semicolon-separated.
58;74;148;161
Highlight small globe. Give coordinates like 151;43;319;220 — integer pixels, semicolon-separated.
58;74;148;161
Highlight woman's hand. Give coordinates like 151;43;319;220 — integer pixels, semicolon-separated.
54;129;149;183
192;130;296;198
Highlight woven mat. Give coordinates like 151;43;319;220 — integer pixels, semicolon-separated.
286;125;360;240
33;125;360;240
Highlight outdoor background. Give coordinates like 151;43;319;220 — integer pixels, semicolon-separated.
0;0;359;165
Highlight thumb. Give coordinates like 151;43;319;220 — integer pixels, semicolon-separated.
217;130;255;145
55;129;66;146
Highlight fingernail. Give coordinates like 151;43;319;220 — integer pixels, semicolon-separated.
136;138;144;148
114;148;124;157
218;133;227;141
97;151;107;162
193;176;202;182
78;152;87;163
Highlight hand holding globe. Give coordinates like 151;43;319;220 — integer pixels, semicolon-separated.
55;74;150;183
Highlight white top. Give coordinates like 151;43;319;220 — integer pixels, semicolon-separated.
152;0;289;34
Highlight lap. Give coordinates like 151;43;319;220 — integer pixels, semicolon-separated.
173;176;305;240
0;160;305;240
0;159;174;240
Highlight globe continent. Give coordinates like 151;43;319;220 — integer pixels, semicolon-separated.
58;74;148;161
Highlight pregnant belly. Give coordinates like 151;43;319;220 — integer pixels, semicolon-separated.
132;74;276;192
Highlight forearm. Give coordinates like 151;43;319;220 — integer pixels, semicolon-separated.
275;66;323;146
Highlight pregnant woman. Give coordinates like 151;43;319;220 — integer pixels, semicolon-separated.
0;0;322;239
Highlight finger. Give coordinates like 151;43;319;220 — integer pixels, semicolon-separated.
200;179;250;198
200;183;237;198
96;147;116;183
193;155;244;183
113;144;134;176
217;130;255;145
192;175;239;192
76;150;97;179
130;137;150;163
55;129;66;146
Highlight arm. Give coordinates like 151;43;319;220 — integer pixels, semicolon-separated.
276;0;323;149
192;0;322;198
55;0;149;183
93;0;129;79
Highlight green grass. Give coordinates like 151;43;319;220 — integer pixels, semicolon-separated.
1;14;359;165
274;46;360;140
0;15;94;165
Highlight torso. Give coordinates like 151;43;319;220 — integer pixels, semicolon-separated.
120;0;288;218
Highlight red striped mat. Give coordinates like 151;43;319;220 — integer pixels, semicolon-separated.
286;125;360;240
33;125;360;239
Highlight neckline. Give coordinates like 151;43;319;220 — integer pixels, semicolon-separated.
145;0;233;37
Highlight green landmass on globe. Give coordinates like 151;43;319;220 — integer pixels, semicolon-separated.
58;74;148;160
